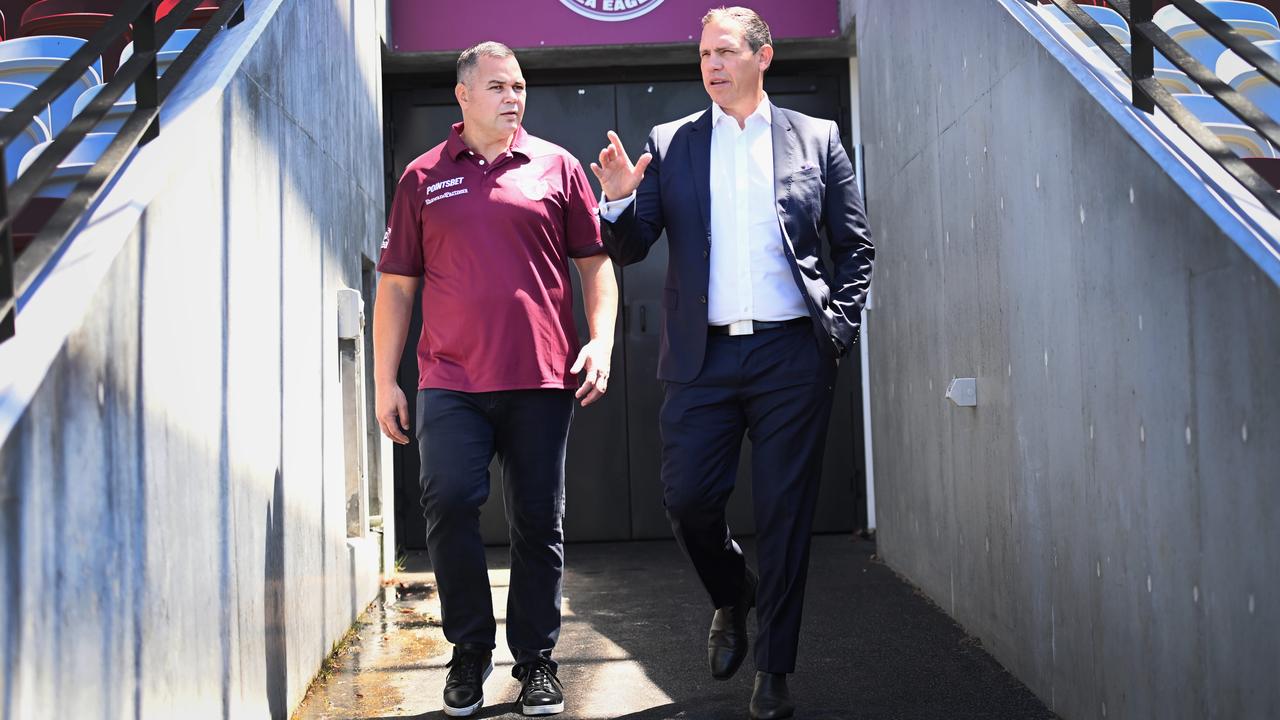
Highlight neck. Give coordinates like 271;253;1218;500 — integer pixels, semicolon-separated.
460;124;515;162
720;90;766;129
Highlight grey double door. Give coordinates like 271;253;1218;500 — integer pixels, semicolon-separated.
389;75;862;547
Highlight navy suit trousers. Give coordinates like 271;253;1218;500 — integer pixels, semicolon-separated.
660;323;837;674
416;388;574;672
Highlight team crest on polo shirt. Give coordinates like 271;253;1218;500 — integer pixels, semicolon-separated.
559;0;664;22
516;177;550;202
381;227;391;249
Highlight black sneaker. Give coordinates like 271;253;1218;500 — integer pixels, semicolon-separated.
516;659;565;716
443;643;493;717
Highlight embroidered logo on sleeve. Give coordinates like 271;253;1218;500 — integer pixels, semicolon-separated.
380;227;391;249
424;176;468;206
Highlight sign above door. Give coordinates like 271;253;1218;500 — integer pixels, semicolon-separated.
559;0;665;22
388;0;839;54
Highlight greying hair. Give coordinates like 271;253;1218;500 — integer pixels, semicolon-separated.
456;41;516;84
702;6;773;53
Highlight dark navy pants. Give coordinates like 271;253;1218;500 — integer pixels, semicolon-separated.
660;323;837;674
416;388;574;671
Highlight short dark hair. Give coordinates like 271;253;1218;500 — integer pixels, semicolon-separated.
457;41;516;84
702;6;773;53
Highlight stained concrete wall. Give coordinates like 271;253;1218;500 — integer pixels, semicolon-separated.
856;1;1279;718
0;0;386;717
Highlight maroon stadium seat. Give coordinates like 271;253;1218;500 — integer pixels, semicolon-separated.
19;0;129;78
0;0;33;37
1243;157;1280;188
157;0;220;29
11;197;62;258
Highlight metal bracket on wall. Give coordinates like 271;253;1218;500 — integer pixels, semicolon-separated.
946;377;978;408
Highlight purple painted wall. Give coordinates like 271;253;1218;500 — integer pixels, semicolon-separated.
388;0;840;53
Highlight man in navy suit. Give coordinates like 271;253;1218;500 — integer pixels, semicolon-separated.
591;7;874;719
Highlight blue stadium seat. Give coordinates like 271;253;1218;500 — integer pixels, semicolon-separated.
0;35;102;134
0;104;49;183
1217;39;1280;119
1155;2;1280;72
1174;92;1278;156
70;82;133;133
119;28;199;77
0;79;52;132
1042;4;1132;45
16;131;113;197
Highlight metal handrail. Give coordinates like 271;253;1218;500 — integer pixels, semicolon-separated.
1031;0;1280;219
0;0;245;343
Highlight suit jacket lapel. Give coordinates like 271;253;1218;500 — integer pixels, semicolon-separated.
771;103;799;211
689;110;713;236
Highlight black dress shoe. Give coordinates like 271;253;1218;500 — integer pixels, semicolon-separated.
708;568;758;680
443;643;493;717
749;672;795;720
516;659;565;716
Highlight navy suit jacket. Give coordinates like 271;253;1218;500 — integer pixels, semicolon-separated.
602;102;875;384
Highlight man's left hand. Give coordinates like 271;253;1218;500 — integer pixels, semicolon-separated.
571;339;613;407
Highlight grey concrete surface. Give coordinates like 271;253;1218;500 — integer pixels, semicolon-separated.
0;0;387;717
294;536;1055;720
855;1;1280;719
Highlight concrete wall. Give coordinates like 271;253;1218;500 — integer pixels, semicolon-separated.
0;0;387;717
856;1;1279;718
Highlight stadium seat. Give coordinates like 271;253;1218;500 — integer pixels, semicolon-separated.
119;28;199;77
1217;39;1280;119
71;82;132;133
10;196;61;257
17;131;114;198
0;103;49;183
157;0;220;29
0;79;51;131
1155;2;1280;73
0;35;101;135
19;0;129;78
1042;3;1132;45
0;1;34;38
1174;92;1278;156
1242;155;1280;186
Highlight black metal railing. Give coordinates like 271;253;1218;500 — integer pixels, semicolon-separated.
0;0;246;344
1031;0;1280;217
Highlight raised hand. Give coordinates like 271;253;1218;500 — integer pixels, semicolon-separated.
589;130;652;202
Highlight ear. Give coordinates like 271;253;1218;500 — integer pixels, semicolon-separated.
455;82;468;108
758;44;774;73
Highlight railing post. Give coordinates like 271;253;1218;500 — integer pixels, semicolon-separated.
134;1;160;144
0;172;15;342
1131;0;1155;112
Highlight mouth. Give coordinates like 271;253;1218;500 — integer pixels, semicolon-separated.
708;79;730;89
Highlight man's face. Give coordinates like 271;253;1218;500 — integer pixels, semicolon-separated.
699;19;771;109
457;54;526;138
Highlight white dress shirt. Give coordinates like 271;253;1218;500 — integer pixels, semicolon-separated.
600;94;810;326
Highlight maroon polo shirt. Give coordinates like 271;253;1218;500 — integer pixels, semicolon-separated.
378;123;605;393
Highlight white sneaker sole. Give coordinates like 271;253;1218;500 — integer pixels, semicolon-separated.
443;662;494;717
521;700;565;716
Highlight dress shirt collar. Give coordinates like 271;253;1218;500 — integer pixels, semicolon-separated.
710;93;772;130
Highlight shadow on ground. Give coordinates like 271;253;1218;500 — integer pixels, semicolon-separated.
293;536;1056;720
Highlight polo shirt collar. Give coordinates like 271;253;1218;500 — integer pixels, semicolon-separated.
711;93;772;129
446;122;532;161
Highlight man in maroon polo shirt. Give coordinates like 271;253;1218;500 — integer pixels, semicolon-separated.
372;42;617;718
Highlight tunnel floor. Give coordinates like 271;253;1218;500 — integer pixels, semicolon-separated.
293;536;1057;720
